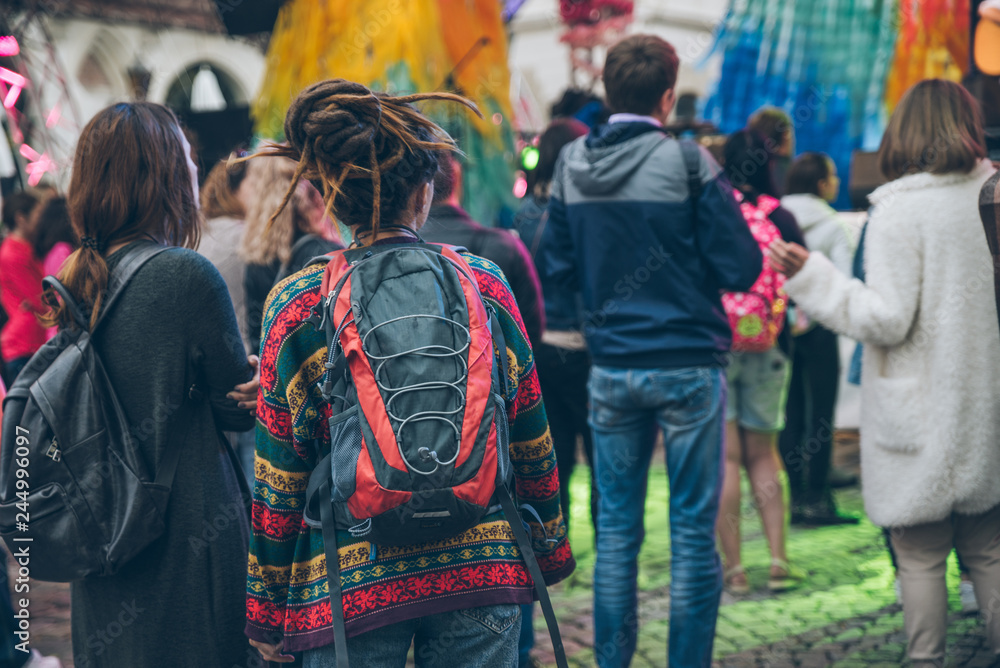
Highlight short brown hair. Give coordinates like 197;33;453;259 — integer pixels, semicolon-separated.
603;35;679;116
785;152;834;197
50;102;199;329
878;79;986;181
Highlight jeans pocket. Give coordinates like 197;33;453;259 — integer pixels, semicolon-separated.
588;366;621;428
652;367;717;429
458;604;521;635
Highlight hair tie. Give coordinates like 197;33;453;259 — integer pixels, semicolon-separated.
80;235;100;251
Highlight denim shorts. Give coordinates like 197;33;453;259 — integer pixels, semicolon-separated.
725;346;791;432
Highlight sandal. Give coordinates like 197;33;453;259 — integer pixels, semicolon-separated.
724;565;751;594
768;558;806;592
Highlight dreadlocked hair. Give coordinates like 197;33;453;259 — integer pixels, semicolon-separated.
253;79;481;244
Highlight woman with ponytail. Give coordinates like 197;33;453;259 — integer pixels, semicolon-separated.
246;80;573;667
54;102;260;668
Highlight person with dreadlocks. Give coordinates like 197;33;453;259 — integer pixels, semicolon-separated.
245;79;574;667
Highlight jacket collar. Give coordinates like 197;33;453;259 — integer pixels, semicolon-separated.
869;159;997;206
425;204;481;231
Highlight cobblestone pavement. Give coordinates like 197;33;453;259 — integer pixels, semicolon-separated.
527;435;1000;667
15;434;1000;667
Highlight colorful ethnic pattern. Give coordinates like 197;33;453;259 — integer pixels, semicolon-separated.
245;247;575;652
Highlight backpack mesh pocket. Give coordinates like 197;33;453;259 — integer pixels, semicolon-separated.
493;394;511;485
329;407;363;503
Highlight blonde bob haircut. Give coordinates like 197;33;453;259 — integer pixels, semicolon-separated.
878;79;987;181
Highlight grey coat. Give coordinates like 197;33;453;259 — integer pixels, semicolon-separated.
70;244;256;668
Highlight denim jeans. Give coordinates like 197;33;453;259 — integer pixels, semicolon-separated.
589;365;726;668
301;604;520;667
518;603;534;666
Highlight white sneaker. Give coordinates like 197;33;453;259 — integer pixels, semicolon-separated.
894;577;902;604
23;649;63;668
961;579;979;613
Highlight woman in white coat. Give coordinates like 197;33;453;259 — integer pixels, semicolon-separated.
769;79;1000;667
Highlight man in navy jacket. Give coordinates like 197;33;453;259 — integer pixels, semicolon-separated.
542;34;762;668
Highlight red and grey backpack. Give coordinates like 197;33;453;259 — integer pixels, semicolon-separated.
301;240;567;668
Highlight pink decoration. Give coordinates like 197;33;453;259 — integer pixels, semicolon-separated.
0;67;26;109
45;104;60;128
0;36;18;57
19;144;54;186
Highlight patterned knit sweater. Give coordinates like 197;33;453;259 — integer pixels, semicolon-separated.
245;244;575;652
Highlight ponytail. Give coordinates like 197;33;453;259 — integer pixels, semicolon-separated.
43;244;108;330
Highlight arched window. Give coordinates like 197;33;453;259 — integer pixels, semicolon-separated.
164;62;246;112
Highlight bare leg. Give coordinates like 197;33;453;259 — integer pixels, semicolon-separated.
742;429;788;570
716;420;746;586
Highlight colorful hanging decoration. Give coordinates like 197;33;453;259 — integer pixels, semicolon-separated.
253;0;518;226
704;0;900;208
559;0;634;88
884;0;969;111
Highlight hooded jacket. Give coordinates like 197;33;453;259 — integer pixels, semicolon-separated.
780;193;855;276
541;121;762;368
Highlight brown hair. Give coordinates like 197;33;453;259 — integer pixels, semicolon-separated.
200;159;246;220
878;79;987;181
2;190;38;231
247;79;479;244
785;152;834;197
530;118;589;196
603;35;679;116
30;195;76;259
748;107;793;155
239;154;324;266
49;101;199;329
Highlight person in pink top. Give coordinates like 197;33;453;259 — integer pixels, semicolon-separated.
31;196;76;277
28;196;77;341
0;190;46;385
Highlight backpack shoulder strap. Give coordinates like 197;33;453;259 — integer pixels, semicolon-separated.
679;139;703;208
497;486;569;668
94;241;170;331
42;275;88;330
979;170;1000;334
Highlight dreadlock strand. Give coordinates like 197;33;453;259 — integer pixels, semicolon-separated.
264;144;310;232
369;140;382;243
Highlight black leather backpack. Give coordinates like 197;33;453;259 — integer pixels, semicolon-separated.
0;242;183;581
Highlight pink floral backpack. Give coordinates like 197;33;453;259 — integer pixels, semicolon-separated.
722;192;788;352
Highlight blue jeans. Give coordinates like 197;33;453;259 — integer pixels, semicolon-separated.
302;604;520;667
518;603;534;666
589;365;726;668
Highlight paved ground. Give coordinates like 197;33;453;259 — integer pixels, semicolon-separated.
14;432;1000;667
526;433;1000;667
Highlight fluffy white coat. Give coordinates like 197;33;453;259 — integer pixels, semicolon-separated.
783;159;1000;527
